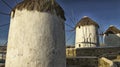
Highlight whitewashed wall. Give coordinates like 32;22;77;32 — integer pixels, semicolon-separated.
5;9;66;67
104;33;120;47
75;25;99;48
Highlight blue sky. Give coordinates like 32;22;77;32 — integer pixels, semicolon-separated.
0;0;120;45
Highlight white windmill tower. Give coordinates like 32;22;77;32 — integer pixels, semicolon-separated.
75;16;99;48
5;0;66;67
104;25;120;47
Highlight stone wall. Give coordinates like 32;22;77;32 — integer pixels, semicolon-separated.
67;57;98;67
1;46;120;67
76;47;120;59
66;47;120;67
66;47;120;59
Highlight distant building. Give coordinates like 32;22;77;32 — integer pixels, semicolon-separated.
75;16;99;48
104;25;120;47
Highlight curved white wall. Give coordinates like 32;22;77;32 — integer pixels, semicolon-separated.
5;9;66;67
104;33;120;47
75;25;99;48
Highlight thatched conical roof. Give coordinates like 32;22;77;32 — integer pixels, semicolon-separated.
12;0;66;20
104;25;120;34
75;16;99;28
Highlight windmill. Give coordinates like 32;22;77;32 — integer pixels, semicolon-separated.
1;0;66;67
0;0;76;46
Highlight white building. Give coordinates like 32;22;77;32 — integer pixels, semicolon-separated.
75;16;99;48
6;0;66;67
104;25;120;47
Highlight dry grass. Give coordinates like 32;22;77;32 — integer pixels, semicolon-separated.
12;0;66;20
76;17;99;28
104;26;120;34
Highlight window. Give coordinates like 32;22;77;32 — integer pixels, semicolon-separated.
79;44;81;47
